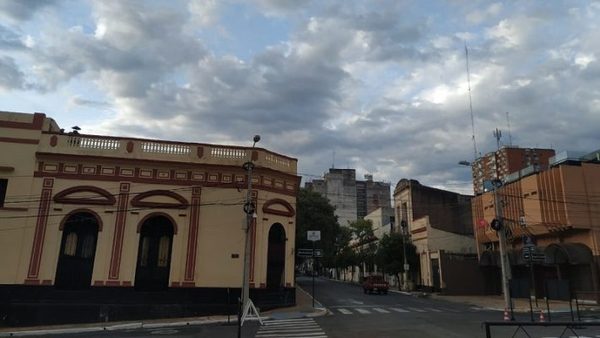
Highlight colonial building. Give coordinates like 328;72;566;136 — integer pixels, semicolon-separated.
472;149;600;298
0;111;300;325
393;179;481;294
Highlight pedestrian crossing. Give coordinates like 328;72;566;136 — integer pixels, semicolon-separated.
330;305;484;315
255;318;327;338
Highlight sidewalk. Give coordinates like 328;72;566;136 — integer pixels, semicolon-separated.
0;285;326;337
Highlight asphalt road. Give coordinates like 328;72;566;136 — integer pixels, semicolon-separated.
17;277;600;337
298;276;600;338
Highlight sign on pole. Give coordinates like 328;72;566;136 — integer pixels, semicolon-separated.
307;230;321;242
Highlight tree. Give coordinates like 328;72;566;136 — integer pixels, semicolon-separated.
295;188;340;270
375;232;418;290
348;219;377;279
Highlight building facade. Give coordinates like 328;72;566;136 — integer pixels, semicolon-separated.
472;146;555;195
394;179;481;294
0;111;300;325
472;150;600;298
306;169;391;226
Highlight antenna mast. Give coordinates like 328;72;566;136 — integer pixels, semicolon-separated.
493;128;502;150
465;43;478;160
505;112;513;146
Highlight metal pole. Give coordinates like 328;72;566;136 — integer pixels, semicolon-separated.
238;137;259;338
493;183;512;312
402;226;408;291
312;240;315;308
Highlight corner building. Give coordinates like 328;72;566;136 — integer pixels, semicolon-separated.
0;111;300;325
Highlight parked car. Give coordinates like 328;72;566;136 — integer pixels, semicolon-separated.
362;275;389;294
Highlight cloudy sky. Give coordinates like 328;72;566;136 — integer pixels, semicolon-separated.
1;1;599;194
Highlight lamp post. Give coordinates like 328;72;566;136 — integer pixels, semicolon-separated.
238;135;260;338
400;220;409;291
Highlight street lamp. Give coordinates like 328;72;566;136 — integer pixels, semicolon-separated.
238;135;261;338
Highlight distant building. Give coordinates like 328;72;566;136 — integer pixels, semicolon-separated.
394;179;480;294
0;111;300;325
306;169;391;226
472;146;555;195
472;149;600;297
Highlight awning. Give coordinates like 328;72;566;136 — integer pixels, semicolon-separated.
544;243;593;265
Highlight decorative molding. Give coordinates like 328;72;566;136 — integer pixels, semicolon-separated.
53;185;116;205
262;198;295;217
0;137;39;144
108;183;130;280
136;212;178;234
0;112;44;130
59;208;104;231
130;190;189;209
50;135;57;147
184;187;201;282
26;178;53;280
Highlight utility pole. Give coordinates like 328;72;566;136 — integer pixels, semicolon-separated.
491;180;512;313
238;135;261;338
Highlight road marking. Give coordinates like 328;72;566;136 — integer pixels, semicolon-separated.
256;318;327;338
355;308;371;314
337;308;352;314
407;307;426;312
373;308;390;313
390;307;409;313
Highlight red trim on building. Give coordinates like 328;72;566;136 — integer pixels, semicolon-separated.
130;190;188;209
24;279;40;285
108;183;130;280
0;137;39;144
94;280;105;286
26;178;53;280
59;208;104;231
0;112;44;130
184;187;201;282
181;281;195;287
53;185;116;205
262;198;295;217
121;281;132;287
41;280;52;285
136;212;179;234
104;280;121;286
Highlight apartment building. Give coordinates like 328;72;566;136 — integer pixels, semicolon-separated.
306;169;391;226
472;146;555;195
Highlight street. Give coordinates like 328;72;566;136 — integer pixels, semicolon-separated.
12;277;600;338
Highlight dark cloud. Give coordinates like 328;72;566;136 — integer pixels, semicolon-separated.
0;25;25;49
5;1;600;195
0;56;24;89
0;0;59;21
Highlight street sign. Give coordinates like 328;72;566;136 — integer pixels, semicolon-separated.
307;230;321;242
404;264;410;271
297;248;322;257
522;246;545;263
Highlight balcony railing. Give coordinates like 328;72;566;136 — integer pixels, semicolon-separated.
40;133;297;174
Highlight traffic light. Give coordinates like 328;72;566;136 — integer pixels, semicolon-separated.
490;218;503;231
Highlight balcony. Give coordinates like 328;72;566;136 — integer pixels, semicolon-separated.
38;133;297;175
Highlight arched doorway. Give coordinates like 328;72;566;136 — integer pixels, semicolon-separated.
55;212;100;289
134;215;174;291
266;223;286;289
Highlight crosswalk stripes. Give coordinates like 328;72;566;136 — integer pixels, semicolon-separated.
329;306;489;315
255;318;327;338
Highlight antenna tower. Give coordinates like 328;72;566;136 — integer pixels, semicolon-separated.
465;43;479;160
505;112;513;146
493;128;502;150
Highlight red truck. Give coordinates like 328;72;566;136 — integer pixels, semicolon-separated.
362;275;389;294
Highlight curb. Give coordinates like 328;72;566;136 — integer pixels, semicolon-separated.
0;317;230;337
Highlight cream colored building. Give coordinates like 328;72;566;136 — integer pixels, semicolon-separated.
394;179;479;293
0;111;300;325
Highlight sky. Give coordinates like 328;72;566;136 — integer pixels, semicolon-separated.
1;0;599;195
